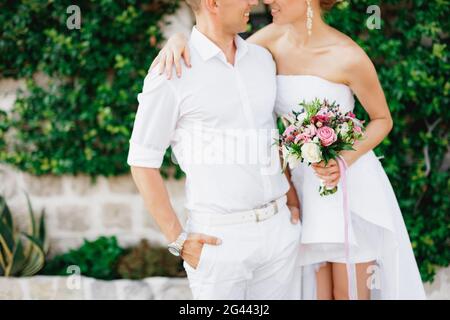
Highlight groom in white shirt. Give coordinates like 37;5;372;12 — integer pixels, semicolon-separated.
127;0;301;299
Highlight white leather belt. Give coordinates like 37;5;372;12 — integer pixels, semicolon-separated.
189;195;287;226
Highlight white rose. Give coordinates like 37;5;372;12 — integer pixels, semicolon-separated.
301;142;322;163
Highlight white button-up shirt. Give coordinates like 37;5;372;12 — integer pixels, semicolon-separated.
127;26;289;214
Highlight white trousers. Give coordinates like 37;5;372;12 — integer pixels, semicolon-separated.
184;203;302;300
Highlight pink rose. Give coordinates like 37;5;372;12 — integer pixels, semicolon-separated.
317;126;337;147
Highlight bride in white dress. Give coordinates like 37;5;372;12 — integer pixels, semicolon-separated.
152;0;425;300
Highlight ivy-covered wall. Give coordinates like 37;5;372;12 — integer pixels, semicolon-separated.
0;0;183;178
0;0;448;282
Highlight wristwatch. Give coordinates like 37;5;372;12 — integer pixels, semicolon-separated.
167;231;188;256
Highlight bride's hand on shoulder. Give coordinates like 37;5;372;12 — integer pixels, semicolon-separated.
149;33;191;79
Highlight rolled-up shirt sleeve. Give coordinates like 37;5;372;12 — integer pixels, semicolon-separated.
127;70;180;168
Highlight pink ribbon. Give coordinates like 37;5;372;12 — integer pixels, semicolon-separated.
337;156;358;300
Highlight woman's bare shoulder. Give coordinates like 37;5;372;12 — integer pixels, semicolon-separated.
327;28;379;88
329;28;373;72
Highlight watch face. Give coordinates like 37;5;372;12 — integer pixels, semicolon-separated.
168;246;180;256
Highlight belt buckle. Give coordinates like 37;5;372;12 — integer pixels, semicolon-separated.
254;209;262;222
254;200;277;223
273;200;278;214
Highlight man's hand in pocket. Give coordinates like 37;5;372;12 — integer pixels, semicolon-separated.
181;233;222;269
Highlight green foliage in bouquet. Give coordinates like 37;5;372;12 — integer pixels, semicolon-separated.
0;194;48;277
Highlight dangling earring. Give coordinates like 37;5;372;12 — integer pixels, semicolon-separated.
306;0;314;36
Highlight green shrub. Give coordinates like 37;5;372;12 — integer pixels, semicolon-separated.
41;236;125;280
116;239;186;279
42;236;185;280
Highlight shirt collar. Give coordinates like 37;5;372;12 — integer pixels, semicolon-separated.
189;26;249;63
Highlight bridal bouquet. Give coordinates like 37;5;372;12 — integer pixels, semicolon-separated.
279;98;365;196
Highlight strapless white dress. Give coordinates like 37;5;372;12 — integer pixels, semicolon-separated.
276;75;426;299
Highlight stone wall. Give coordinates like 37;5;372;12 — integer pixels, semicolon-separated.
0;268;449;299
0;276;192;300
0;163;188;256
